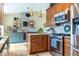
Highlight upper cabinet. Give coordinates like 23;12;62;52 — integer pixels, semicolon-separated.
0;3;4;25
46;3;71;27
46;8;52;26
46;6;55;26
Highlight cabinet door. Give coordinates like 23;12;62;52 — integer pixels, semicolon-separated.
0;3;3;24
40;35;48;51
30;35;49;54
47;8;55;26
64;37;70;56
46;3;71;27
46;8;53;26
30;35;40;53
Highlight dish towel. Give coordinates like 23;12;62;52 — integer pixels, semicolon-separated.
51;38;58;49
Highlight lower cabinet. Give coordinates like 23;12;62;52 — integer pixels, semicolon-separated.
64;36;71;56
10;32;24;43
27;35;50;54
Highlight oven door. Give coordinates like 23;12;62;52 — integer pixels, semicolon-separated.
51;37;63;54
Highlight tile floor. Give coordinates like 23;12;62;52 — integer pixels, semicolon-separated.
2;42;52;56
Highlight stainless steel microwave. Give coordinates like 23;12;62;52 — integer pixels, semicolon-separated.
54;10;70;23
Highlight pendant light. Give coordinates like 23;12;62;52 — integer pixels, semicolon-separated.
25;7;30;17
25;7;33;17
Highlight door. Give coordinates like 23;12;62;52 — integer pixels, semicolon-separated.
40;35;48;51
30;35;49;54
75;23;79;46
0;3;3;24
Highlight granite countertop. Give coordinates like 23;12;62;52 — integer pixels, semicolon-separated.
53;33;70;36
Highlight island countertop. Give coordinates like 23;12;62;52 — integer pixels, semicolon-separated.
26;32;50;35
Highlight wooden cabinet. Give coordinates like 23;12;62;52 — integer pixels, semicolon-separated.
64;36;71;56
46;3;71;27
0;3;3;24
27;34;50;54
46;8;52;26
54;3;71;14
46;6;55;26
30;35;49;54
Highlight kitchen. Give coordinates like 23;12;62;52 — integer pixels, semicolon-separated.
3;3;51;56
0;3;79;56
71;3;79;56
46;3;71;56
0;3;71;56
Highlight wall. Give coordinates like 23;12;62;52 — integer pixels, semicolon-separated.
54;22;71;34
4;13;22;35
30;11;46;30
4;11;46;34
4;3;49;14
4;13;22;28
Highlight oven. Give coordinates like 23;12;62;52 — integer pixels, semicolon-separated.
50;35;64;56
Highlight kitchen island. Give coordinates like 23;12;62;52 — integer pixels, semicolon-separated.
26;33;50;54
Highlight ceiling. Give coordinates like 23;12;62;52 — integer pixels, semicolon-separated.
4;3;50;14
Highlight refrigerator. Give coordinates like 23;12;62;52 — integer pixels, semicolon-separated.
71;3;79;56
72;18;79;56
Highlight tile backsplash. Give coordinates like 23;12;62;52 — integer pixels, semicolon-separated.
54;22;71;34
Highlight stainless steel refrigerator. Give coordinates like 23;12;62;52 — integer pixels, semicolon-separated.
72;18;79;56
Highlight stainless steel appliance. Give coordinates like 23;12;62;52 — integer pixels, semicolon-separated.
50;35;64;56
73;18;79;46
72;17;79;55
49;27;64;56
54;10;70;24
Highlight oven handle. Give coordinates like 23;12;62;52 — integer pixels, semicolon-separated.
50;37;62;42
